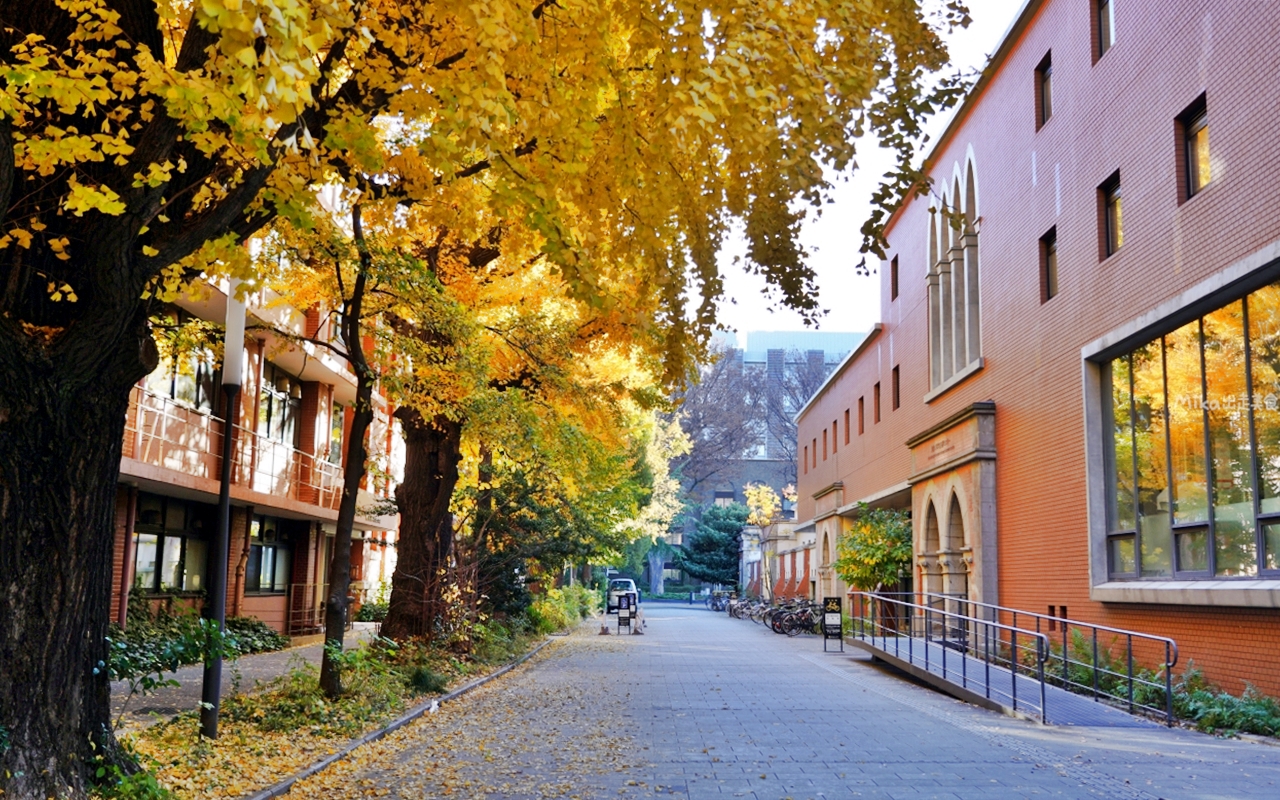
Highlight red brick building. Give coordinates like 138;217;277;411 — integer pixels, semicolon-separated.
796;0;1280;695
110;283;399;636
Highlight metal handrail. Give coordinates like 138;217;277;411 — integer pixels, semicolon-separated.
849;592;1051;722
918;593;1179;726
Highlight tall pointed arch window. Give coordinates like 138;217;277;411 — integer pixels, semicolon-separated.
927;160;983;396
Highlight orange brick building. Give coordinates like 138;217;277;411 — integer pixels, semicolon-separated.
796;0;1280;695
110;283;400;636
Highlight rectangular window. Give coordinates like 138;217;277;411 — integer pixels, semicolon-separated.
891;366;900;410
1102;281;1280;581
890;255;899;301
1041;227;1059;302
143;310;220;415
246;516;292;593
844;409;850;444
858;397;865;434
803;446;808;474
258;364;303;446
714;490;735;507
131;493;212;594
831;420;838;453
328;400;345;465
1179;95;1210;201
873;383;881;423
1100;172;1123;259
812;438;818;467
1094;0;1114;61
822;429;828;460
1035;52;1053;129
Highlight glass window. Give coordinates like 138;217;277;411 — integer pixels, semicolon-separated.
1103;278;1280;580
258;365;303;446
1042;228;1058;302
143;310;219;413
328;401;345;465
1203;302;1256;576
1096;0;1113;58
1133;342;1171;577
1102;175;1123;257
1036;53;1053;128
245;515;292;593
131;493;212;594
1184;102;1210;197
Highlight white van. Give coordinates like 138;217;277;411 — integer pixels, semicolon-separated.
606;578;639;613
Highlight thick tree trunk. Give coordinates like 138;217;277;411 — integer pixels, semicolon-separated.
0;314;156;798
381;409;462;641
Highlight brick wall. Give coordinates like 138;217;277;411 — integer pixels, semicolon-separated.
797;0;1280;695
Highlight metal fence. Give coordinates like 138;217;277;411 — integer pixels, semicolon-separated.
849;591;1050;722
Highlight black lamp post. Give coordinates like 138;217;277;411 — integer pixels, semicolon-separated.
200;282;245;740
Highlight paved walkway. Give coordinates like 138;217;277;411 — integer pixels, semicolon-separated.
110;624;374;728
290;603;1280;799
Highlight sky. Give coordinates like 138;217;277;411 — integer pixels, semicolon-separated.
712;0;1024;344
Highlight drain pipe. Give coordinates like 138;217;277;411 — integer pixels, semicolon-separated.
116;486;139;628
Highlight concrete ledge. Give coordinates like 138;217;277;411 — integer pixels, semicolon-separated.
241;636;556;800
1092;580;1280;608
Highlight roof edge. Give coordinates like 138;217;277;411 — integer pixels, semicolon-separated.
795;323;884;422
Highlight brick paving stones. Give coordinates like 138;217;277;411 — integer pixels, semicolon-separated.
297;604;1280;799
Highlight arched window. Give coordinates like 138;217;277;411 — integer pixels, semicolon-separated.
927;158;982;390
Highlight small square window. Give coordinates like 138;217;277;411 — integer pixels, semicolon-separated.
1035;52;1053;129
1040;227;1059;302
1179;95;1210;201
890;255;899;301
1099;172;1122;259
1094;0;1114;61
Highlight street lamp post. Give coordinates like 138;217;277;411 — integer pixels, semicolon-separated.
200;282;245;740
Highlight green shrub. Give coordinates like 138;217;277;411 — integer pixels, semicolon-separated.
1172;664;1280;736
355;601;389;622
225;616;290;653
408;666;448;694
529;588;574;634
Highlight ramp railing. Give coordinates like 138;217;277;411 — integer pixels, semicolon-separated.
926;595;1179;725
849;592;1050;722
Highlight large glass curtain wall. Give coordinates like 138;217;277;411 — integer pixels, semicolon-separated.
1106;282;1280;579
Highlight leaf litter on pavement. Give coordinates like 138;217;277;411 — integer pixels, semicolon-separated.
289;630;654;799
121;627;653;799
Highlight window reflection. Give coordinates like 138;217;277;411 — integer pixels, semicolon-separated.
1105;279;1280;580
1133;342;1171;576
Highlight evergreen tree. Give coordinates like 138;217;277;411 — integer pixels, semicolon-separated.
679;503;749;587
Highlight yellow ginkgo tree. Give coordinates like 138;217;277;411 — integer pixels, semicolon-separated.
0;0;967;793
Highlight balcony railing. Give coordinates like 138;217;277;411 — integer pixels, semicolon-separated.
124;387;344;511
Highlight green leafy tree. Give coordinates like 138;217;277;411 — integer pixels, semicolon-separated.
832;503;913;592
679;503;748;587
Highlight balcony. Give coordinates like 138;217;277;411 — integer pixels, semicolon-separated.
123;387;343;512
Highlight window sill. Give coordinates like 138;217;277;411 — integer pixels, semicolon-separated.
1092;580;1280;608
923;358;984;404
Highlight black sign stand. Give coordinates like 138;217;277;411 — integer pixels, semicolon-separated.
617;593;632;634
822;596;844;652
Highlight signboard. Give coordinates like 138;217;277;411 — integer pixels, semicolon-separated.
617;593;632;632
822;596;844;652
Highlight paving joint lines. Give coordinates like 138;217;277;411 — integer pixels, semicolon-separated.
799;652;1163;800
240;635;556;800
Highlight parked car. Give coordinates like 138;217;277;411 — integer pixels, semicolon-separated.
607;578;639;613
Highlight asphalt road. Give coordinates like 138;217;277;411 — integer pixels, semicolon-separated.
289;603;1280;799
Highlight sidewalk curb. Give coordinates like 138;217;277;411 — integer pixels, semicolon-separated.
240;636;556;800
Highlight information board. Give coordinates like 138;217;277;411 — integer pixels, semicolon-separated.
822;596;843;652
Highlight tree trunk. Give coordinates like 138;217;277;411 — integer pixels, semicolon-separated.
647;547;667;595
0;313;156;798
381;409;463;640
318;206;375;699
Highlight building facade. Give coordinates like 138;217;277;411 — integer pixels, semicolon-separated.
110;281;400;636
796;0;1280;695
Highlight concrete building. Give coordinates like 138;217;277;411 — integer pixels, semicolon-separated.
796;0;1280;695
